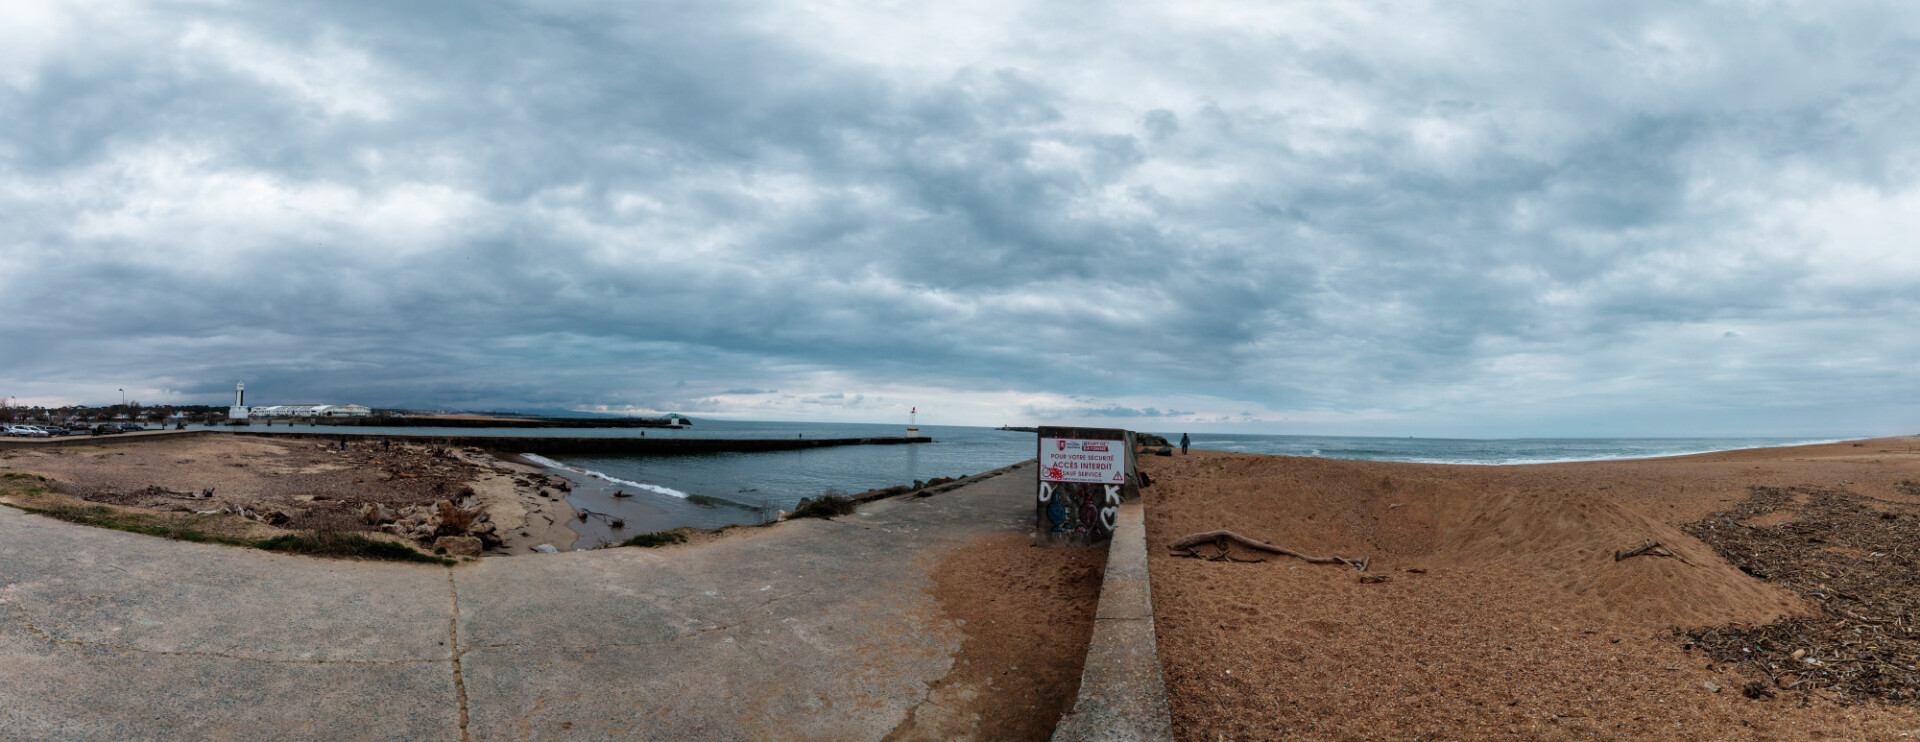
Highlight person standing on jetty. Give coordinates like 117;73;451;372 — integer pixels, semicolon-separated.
1180;433;1190;455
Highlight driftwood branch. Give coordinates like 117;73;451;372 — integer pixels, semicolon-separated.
574;508;626;530
1614;539;1683;563
1168;530;1368;570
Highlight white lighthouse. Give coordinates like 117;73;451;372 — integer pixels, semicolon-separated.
228;382;250;424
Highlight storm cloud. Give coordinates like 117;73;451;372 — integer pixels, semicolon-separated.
4;0;1919;436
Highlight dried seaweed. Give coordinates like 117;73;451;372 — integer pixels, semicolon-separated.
1674;486;1920;703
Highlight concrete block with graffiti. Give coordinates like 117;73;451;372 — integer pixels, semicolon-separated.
1036;426;1138;546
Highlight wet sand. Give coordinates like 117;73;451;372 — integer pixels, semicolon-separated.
1141;437;1920;740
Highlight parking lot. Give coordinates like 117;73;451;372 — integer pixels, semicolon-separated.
2;423;157;438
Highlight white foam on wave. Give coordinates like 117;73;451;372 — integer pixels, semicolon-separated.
520;453;690;498
1392;439;1849;467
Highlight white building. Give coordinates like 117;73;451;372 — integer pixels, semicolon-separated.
248;404;371;418
248;405;325;418
230;381;373;419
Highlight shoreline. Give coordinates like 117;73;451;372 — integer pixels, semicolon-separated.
2;433;1905;561
6;428;1873;467
446;448;582;553
518;453;1038;549
1179;434;1880;467
0;430;1027;556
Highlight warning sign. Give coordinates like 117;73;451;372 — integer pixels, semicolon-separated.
1040;438;1127;484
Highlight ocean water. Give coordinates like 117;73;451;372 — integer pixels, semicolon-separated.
197;421;1845;547
1174;433;1845;467
529;421;1037;544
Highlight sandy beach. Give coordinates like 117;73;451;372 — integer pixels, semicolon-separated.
0;434;580;554
1140;437;1920;740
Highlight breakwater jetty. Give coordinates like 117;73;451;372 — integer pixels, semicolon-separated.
289;416;686;429
222;430;933;455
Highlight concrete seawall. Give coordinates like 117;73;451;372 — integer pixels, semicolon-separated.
1052;502;1176;741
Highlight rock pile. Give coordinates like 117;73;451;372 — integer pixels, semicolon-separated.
217;501;291;526
361;496;501;549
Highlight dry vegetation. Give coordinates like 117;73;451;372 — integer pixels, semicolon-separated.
0;434;576;554
0;472;450;564
1678;485;1920;702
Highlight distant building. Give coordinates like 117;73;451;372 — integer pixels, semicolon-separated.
250;405;325;418
247;404;372;418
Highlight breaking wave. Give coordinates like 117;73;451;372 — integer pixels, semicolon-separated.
521;453;690;498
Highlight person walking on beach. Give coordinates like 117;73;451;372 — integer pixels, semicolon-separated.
1180;433;1190;455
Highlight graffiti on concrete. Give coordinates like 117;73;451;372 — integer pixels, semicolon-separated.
1037;481;1121;544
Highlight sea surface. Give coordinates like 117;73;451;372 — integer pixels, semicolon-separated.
197;420;1845;547
1176;433;1845;467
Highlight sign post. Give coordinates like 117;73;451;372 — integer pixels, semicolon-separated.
1036;426;1137;546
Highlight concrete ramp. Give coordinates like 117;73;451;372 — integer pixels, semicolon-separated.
0;464;1043;741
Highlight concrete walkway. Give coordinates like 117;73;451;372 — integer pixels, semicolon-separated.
0;463;1039;741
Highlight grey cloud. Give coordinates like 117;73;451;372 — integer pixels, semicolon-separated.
1023;405;1195;420
3;1;1919;435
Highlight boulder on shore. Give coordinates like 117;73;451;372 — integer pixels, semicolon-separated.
361;502;397;525
432;536;483;557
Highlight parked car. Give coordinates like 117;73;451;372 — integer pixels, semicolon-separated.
115;424;147;433
4;424;51;437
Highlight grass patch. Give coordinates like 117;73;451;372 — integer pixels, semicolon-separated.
258;531;453;565
6;500;256;547
618;530;688;548
789;493;858;520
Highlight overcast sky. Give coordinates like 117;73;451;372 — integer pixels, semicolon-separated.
3;1;1918;437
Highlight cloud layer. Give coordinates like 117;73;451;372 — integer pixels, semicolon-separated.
4;0;1919;436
